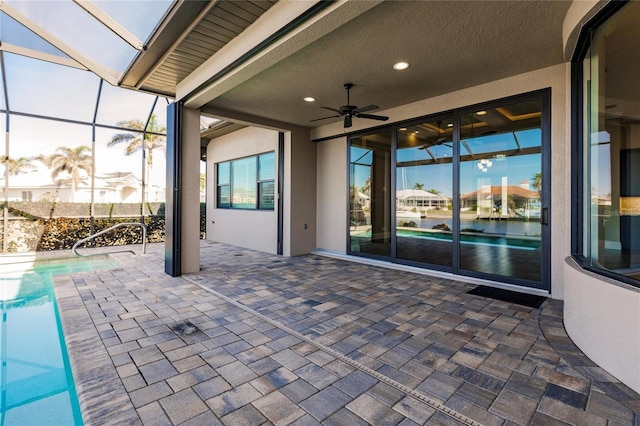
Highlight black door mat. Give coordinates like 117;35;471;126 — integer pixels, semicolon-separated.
467;285;547;308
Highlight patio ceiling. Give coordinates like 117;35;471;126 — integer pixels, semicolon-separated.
123;0;572;133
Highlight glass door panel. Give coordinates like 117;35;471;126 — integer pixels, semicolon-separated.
459;100;543;282
396;116;453;267
349;131;392;258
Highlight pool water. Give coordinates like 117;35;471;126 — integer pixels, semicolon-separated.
0;257;116;425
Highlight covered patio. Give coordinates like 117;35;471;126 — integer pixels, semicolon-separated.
53;243;639;425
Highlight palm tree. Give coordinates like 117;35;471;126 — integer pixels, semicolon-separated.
0;156;36;176
108;114;166;175
37;146;92;199
108;114;166;203
427;188;440;195
413;182;425;190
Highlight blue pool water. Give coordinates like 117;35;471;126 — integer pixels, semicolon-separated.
0;257;116;425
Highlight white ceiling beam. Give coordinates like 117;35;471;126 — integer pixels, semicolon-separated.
0;1;120;85
0;42;88;70
72;0;144;51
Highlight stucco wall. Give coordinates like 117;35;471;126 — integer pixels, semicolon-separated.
206;126;278;254
564;258;640;393
314;64;569;299
181;107;202;273
283;129;317;256
316;137;347;252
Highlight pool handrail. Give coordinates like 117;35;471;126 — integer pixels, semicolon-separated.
72;222;147;257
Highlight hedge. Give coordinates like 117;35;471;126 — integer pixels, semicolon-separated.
0;202;206;253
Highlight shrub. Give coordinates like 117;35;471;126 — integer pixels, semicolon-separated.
0;202;207;253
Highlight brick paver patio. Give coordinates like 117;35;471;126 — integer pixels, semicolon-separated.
52;241;640;425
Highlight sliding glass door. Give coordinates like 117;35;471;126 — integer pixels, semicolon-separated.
348;91;550;291
396;115;454;268
349;130;392;258
458;98;545;284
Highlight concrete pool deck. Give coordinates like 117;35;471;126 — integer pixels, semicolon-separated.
50;241;640;425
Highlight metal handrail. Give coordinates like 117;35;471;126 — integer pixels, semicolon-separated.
72;222;147;257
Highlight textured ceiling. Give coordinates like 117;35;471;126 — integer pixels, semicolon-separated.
131;1;572;132
197;1;572;129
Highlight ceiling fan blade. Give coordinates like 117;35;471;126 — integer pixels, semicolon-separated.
356;113;389;121
309;114;341;122
353;105;379;114
319;106;342;114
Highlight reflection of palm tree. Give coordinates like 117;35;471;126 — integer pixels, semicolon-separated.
38;146;92;199
200;173;206;192
413;182;424;190
427;188;440;195
532;172;542;194
361;176;371;196
0;156;36;176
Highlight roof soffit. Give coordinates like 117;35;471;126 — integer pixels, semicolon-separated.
178;0;382;107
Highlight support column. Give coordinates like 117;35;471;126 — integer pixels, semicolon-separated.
165;103;201;276
283;128;317;256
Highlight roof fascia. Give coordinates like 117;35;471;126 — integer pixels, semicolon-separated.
119;0;213;90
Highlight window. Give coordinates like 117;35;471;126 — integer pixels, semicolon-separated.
216;152;275;210
21;191;32;201
258;152;275;209
576;1;640;286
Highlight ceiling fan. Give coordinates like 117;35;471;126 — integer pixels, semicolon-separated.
310;83;389;128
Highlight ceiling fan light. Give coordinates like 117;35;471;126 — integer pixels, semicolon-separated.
344;115;352;128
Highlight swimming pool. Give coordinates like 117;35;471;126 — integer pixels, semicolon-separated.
0;256;116;425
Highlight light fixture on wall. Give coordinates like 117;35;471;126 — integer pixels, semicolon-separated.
477;158;493;172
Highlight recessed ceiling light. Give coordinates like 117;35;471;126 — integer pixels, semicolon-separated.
476;110;487;116
399;128;407;131
304;97;316;102
393;61;410;71
447;123;453;127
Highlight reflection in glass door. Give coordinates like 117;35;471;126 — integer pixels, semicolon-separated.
349;130;392;258
459;99;544;283
347;93;549;290
396;116;454;268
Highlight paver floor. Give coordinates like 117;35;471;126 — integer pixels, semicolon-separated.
52;241;640;425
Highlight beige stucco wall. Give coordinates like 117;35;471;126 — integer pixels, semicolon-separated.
206;126;279;254
283;129;317;256
181;107;202;273
564;258;640;393
562;0;607;60
316;137;347;252
314;63;569;299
